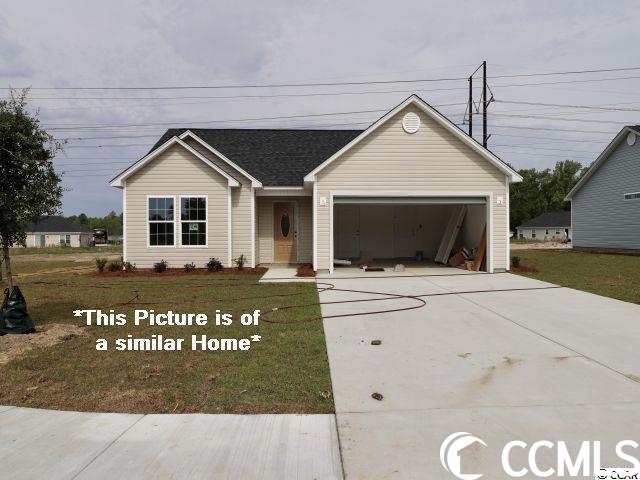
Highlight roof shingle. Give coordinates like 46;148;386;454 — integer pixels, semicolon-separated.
519;211;571;228
150;129;363;186
24;216;93;233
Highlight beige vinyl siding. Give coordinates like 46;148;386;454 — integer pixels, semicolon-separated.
185;137;254;266
315;105;509;271
257;197;312;264
125;143;230;268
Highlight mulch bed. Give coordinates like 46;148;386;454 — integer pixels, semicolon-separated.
90;267;268;278
296;264;316;277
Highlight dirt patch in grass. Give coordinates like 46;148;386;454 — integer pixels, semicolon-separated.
91;267;268;277
510;265;539;273
0;323;86;365
296;264;316;277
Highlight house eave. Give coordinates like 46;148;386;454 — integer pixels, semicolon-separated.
109;136;241;188
565;126;634;201
302;95;522;184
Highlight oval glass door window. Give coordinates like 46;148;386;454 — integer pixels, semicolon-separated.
280;212;290;237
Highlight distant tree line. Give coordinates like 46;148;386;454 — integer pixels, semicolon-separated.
67;211;123;235
510;160;587;230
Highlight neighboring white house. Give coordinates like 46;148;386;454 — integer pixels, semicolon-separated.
516;211;572;241
20;216;93;248
110;95;522;272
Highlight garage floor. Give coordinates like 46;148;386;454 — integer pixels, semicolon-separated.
319;272;640;479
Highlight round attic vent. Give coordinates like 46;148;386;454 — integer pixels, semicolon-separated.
402;112;420;134
627;131;637;146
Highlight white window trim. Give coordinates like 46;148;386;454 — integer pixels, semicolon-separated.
178;195;208;249
147;195;177;249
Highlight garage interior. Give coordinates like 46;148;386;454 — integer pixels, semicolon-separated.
333;197;487;271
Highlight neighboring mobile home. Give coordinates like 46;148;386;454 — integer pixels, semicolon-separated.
516;211;571;241
110;95;522;272
565;126;640;252
21;216;93;248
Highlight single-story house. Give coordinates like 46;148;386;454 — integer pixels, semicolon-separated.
20;216;93;247
110;95;522;272
516;211;572;240
565;125;640;252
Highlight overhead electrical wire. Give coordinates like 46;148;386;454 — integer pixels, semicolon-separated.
5;65;640;91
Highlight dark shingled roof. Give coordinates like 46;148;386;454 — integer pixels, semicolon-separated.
519;211;571;228
24;216;93;233
150;129;363;186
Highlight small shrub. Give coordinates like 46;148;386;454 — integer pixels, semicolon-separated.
153;260;168;273
234;254;246;270
206;257;223;272
94;257;108;273
184;262;196;272
123;261;137;272
107;259;122;272
511;256;521;268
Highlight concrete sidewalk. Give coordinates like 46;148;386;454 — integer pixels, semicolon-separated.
0;407;342;480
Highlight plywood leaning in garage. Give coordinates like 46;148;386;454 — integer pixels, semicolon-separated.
435;205;467;264
472;227;487;271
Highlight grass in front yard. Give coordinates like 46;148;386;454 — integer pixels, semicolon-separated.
0;272;333;414
11;258;91;275
512;249;640;304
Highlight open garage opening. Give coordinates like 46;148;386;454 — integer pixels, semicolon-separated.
332;197;488;272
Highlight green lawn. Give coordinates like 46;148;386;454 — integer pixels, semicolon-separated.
11;258;91;275
0;271;332;414
512;249;640;304
10;245;122;256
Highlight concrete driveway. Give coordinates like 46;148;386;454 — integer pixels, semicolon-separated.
318;271;640;479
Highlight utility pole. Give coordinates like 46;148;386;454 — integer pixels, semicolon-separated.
482;60;488;148
468;75;473;137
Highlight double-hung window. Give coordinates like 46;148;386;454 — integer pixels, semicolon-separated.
59;234;70;246
148;197;175;246
180;196;207;246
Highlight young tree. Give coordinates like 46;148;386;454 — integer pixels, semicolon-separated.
0;90;64;289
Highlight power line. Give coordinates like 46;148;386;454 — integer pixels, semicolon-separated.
496;99;640;112
491;132;613;143
6;65;640;91
42;109;389;130
491;113;631;125
489;124;617;135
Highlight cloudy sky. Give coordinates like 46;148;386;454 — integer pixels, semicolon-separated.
1;1;638;216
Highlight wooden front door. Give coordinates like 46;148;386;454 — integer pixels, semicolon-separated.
274;202;296;262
